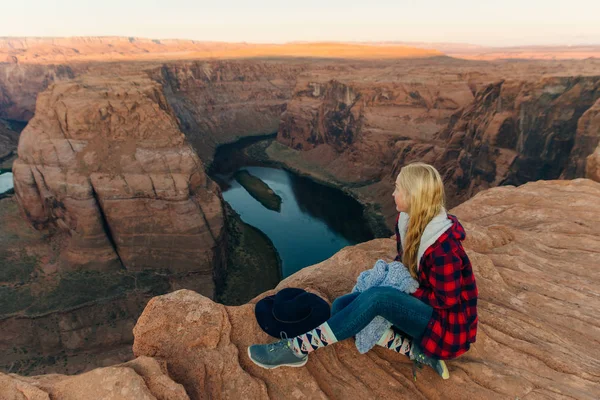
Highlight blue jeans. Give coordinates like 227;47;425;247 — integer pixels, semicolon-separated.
328;287;433;342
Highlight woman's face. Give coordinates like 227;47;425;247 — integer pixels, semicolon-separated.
393;185;409;213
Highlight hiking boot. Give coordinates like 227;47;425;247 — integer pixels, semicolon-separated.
410;343;450;380
248;339;308;369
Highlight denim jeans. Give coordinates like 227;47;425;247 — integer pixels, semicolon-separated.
328;287;433;342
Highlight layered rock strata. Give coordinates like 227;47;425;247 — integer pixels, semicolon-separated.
275;65;600;227
0;196;175;377
153;61;306;162
0;63;76;122
0;356;189;400
569;98;600;182
13;74;224;280
434;76;600;206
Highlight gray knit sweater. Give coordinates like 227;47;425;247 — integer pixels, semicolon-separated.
351;259;418;353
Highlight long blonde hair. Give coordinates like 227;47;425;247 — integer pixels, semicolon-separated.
396;163;446;278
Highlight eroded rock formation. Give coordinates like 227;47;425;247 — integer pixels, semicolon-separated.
0;356;189;400
0;195;173;376
153;60;306;162
3;41;600;380
572;98;600;182
0;63;76;122
2;173;599;398
273;65;600;227
436;76;600;206
13;74;224;280
277;65;476;185
2;73;228;375
125;179;596;399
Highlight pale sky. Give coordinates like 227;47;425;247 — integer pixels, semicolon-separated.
2;0;599;46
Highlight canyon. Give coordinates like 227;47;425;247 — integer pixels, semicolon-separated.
271;59;600;226
0;120;19;171
0;37;599;383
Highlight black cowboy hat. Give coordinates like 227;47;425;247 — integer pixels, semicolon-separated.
255;287;331;338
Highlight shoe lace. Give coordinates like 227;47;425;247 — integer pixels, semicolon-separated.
267;332;290;352
414;352;428;364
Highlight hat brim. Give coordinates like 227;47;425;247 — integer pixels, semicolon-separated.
255;293;331;338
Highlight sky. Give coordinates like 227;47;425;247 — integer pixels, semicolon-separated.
1;0;599;46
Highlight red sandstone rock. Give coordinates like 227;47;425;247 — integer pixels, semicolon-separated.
153;61;306;162
0;373;49;400
3;46;600;382
275;69;600;228
13;74;224;293
0;356;189;400
128;179;600;399
570;98;600;182
3;50;600;237
0;64;76;121
276;62;478;187
587;147;600;181
436;77;600;206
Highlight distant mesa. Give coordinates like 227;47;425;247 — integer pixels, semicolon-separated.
0;37;443;64
1;37;598;64
234;170;282;212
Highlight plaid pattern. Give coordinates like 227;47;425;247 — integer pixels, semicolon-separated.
395;213;478;360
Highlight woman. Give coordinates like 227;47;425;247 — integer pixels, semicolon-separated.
248;163;478;380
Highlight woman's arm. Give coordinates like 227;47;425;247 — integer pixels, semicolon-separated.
411;245;463;309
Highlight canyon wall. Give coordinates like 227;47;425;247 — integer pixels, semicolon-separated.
277;62;476;184
570;98;600;182
152;60;307;162
273;61;600;226
0;120;19;167
3;56;599;232
0;193;175;376
0;63;77;122
435;76;600;206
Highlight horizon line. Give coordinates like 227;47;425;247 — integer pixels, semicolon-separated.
1;35;599;49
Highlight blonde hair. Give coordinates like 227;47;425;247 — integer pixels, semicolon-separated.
396;162;445;278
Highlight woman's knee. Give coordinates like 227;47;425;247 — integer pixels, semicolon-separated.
331;293;359;315
361;286;405;305
331;298;344;315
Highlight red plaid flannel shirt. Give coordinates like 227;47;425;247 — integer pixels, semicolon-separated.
395;213;478;360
